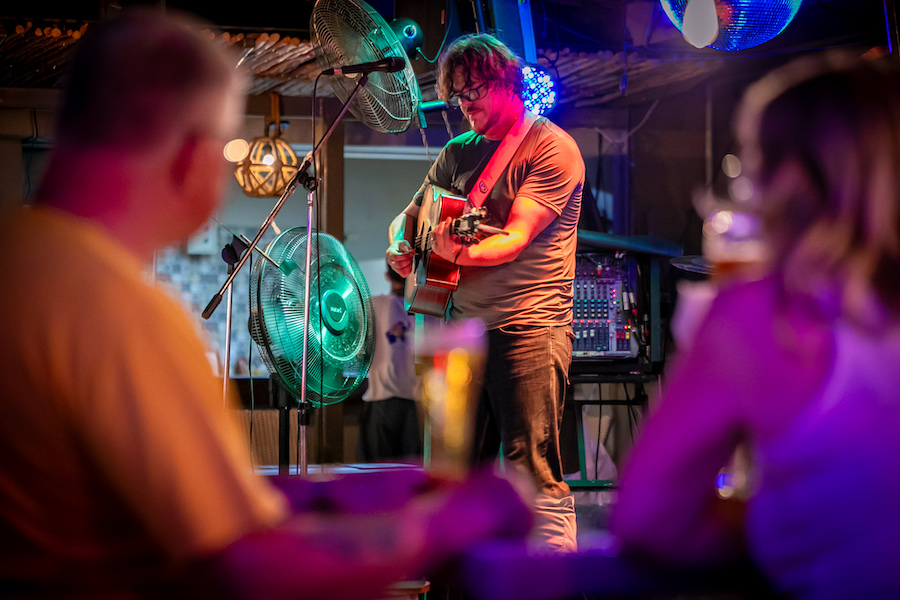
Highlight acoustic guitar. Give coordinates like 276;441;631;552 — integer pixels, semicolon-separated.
405;185;505;318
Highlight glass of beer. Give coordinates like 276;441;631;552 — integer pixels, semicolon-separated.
702;209;769;283
416;318;486;477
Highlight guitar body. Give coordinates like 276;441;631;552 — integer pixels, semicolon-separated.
406;185;467;318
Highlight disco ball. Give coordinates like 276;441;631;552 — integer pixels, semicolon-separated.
661;0;803;51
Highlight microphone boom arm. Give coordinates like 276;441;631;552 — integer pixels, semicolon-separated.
201;73;370;320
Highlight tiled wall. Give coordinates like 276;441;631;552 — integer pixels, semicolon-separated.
154;225;277;377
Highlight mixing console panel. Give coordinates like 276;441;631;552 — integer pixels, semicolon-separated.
572;253;638;359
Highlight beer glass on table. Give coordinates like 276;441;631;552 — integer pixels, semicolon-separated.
417;318;486;477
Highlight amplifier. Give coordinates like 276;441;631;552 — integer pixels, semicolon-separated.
572;253;638;359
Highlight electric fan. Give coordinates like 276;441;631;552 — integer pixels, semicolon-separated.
311;0;424;133
249;228;375;406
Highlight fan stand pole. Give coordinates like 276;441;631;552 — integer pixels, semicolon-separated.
295;76;372;475
298;189;315;476
202;75;373;477
222;263;235;405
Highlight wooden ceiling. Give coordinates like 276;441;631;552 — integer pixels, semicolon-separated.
0;17;720;110
0;1;888;115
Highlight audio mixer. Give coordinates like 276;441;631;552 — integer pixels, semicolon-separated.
572;253;638;359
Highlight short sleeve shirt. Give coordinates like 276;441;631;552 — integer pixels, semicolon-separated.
413;117;585;329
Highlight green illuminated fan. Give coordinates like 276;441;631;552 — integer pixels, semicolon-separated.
249;228;375;406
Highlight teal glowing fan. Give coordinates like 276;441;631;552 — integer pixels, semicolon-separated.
249;228;375;406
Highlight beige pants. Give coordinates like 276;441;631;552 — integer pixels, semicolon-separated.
531;493;578;552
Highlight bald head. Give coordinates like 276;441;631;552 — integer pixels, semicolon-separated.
56;9;240;153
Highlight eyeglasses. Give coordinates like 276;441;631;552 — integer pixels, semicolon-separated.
448;81;489;106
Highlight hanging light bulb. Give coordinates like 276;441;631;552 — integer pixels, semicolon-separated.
223;138;250;162
682;0;719;48
234;92;300;197
661;0;803;51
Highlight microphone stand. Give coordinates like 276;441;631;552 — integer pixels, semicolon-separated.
203;73;371;476
222;261;235;405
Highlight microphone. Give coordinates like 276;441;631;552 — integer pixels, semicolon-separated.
420;100;454;113
322;56;406;76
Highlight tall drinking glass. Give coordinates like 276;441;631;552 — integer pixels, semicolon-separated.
417;318;486;477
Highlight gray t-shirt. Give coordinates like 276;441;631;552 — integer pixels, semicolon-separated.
413;117;584;329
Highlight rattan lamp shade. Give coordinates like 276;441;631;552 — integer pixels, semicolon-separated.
234;93;300;198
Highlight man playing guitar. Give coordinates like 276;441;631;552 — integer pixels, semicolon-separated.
387;33;585;552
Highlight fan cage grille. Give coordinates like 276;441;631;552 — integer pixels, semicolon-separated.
312;0;422;133
249;228;375;406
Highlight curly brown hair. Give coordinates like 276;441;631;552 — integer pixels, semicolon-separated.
437;33;523;102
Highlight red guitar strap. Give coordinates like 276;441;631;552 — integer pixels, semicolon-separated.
467;109;539;209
